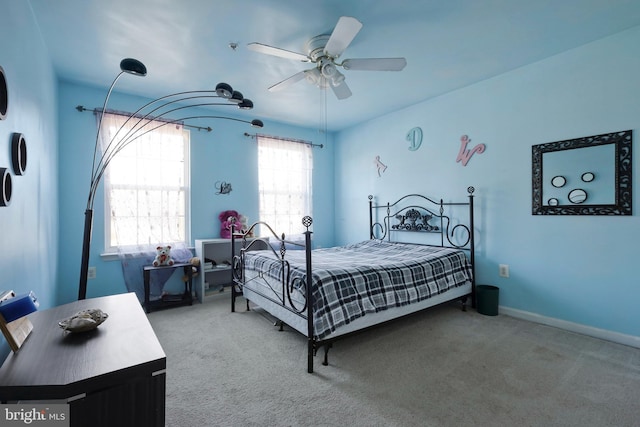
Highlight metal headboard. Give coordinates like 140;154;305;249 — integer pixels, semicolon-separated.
369;186;476;306
369;187;475;248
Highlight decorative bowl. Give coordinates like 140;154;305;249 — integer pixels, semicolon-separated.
59;308;109;333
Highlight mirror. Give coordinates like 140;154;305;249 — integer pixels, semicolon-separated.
532;130;632;215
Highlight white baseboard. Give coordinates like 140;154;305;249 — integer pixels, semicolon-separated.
498;306;640;349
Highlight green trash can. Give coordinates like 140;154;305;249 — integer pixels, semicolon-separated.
476;285;499;316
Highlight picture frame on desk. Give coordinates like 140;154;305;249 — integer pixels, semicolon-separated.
0;315;33;352
0;291;36;352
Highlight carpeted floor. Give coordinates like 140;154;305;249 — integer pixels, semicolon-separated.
148;294;640;427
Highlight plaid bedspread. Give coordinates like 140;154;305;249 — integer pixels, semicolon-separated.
243;240;472;339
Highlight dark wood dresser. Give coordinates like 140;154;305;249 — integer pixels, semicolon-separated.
0;292;166;426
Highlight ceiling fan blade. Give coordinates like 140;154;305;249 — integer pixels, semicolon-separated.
324;16;363;59
341;58;407;71
268;71;307;92
247;42;309;62
330;80;352;100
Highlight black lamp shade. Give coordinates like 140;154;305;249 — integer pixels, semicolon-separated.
238;99;253;110
120;58;147;76
215;83;233;98
229;91;243;103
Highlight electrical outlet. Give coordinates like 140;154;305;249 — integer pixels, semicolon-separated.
499;264;509;278
88;266;97;280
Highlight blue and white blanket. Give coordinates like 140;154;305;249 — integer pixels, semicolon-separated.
244;240;472;339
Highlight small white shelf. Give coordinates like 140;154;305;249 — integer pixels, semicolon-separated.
194;238;248;303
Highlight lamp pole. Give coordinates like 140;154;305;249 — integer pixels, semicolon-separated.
78;58;146;300
77;59;263;300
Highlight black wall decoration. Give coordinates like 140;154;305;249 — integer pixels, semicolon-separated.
11;133;27;175
532;130;632;215
1;65;10;207
0;66;29;208
0;65;7;120
0;168;11;207
215;181;232;195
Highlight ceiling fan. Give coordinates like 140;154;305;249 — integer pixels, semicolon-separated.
247;16;407;100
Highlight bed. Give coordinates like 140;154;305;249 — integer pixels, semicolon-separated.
231;187;476;373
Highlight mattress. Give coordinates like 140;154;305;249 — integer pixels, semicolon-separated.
241;240;473;340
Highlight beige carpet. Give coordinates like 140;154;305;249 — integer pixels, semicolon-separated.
148;294;640;427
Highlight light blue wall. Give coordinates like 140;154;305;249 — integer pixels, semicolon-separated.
334;26;640;338
0;3;58;358
3;0;637;360
57;81;335;303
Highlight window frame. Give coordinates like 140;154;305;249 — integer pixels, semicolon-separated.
257;135;313;238
101;114;191;253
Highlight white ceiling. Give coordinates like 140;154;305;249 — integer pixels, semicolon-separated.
28;0;640;131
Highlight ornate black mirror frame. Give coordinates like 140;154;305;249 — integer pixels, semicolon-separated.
532;130;632;215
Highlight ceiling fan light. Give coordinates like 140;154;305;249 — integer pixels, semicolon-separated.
331;70;345;86
321;61;336;78
215;82;233;98
229;91;244;103
250;119;264;128
318;76;330;89
304;69;320;85
238;99;253;110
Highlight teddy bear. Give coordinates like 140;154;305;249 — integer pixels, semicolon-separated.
182;257;200;282
219;209;246;238
153;245;174;267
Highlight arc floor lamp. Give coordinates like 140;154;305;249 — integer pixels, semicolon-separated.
78;58;263;300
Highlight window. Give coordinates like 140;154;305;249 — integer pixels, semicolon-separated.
257;135;312;237
99;113;190;252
